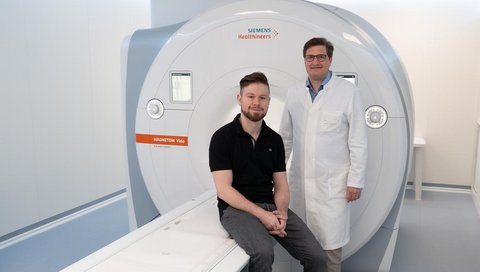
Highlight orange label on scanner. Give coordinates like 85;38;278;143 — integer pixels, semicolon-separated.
136;134;188;146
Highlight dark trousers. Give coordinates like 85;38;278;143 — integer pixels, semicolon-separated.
221;203;326;272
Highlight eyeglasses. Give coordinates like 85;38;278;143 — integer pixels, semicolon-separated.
304;54;329;62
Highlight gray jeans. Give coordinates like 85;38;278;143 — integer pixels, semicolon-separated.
221;203;326;272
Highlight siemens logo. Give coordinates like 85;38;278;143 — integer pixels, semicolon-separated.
247;28;272;33
238;28;278;40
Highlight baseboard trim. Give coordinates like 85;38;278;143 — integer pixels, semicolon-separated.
0;189;126;249
406;182;471;194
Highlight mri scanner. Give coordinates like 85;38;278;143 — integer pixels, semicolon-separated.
63;0;413;271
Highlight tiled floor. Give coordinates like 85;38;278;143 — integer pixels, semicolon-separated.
390;189;480;272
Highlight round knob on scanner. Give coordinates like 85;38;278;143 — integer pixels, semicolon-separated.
365;105;388;129
146;99;165;119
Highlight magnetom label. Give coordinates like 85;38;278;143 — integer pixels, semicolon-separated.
136;134;188;146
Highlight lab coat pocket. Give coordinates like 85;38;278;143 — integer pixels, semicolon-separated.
328;166;349;199
319;111;342;132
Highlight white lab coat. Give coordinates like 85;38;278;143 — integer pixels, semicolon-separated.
279;75;367;250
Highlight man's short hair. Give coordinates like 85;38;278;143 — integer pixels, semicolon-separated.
303;37;334;58
239;72;270;95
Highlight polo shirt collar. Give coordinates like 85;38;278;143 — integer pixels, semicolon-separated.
233;113;269;138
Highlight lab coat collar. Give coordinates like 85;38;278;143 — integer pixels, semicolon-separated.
305;70;333;93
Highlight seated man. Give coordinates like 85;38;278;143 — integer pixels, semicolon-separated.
209;72;325;272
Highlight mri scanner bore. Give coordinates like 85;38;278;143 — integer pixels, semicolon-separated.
63;0;413;271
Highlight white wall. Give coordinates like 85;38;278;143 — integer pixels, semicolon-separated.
475;121;480;197
315;0;480;187
0;0;150;237
151;0;480;187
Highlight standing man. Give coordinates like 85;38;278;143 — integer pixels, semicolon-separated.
279;37;368;272
209;72;326;272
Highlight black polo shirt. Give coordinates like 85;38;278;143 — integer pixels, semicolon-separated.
209;114;286;218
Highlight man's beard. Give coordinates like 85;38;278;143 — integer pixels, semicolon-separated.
241;107;266;122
